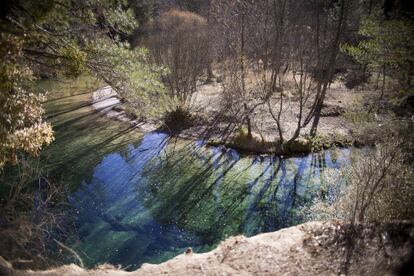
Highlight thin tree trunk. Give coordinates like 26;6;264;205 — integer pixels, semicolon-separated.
240;12;251;138
207;63;215;81
310;82;329;136
378;65;386;109
310;0;347;136
244;103;253;138
206;0;215;82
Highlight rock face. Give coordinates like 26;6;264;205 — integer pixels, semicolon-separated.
1;221;413;276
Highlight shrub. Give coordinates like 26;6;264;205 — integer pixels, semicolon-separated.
0;160;71;269
343;70;370;89
161;107;195;134
302;137;414;223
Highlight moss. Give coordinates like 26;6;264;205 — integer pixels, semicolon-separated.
226;128;277;154
207;127;355;156
207;139;222;147
307;133;354;152
285;138;312;153
331;132;354;147
306;134;331;152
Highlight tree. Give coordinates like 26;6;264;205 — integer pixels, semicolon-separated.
343;15;414;108
146;10;209;110
212;0;351;143
307;0;350;136
0;0;166;167
86;38;168;119
212;0;268;139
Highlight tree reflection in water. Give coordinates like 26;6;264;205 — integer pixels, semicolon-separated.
69;132;351;270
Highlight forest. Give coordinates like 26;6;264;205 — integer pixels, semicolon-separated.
0;0;414;275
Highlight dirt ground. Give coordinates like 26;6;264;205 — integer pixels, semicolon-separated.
187;77;366;141
2;220;413;275
91;74;375;146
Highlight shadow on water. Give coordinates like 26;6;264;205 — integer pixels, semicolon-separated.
67;132;352;270
38;80;353;270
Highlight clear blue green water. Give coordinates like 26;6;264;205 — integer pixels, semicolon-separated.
66;132;351;270
38;80;352;270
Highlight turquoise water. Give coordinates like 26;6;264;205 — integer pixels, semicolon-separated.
67;132;351;270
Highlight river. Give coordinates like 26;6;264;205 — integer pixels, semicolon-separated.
65;132;351;269
40;79;353;270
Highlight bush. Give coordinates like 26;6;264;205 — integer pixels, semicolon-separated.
161;107;195;134
343;70;370;89
0;160;71;269
302;137;414;223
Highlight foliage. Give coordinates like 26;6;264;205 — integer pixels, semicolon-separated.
303;127;414;223
343;98;411;147
161;107;195;133
231;127;263;147
342;17;414;106
0;0;166;166
0;34;54;167
226;127;278;154
86;38;169;119
344;101;376;126
308;134;333;152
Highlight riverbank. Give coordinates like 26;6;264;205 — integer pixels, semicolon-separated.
91;86;156;132
91;84;359;155
1;220;412;275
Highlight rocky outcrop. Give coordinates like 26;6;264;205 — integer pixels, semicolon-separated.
1;220;413;275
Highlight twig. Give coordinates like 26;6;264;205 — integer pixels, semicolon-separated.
53;239;84;268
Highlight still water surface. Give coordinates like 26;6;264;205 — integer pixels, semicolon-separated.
67;132;351;270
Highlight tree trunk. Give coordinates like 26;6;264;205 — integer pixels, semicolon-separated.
310;82;329;136
205;0;215;82
244;103;253;139
240;13;251;139
206;62;215;82
310;0;348;136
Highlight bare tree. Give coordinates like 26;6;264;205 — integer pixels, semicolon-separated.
265;0;350;143
212;0;275;139
308;0;350;136
146;10;209;110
